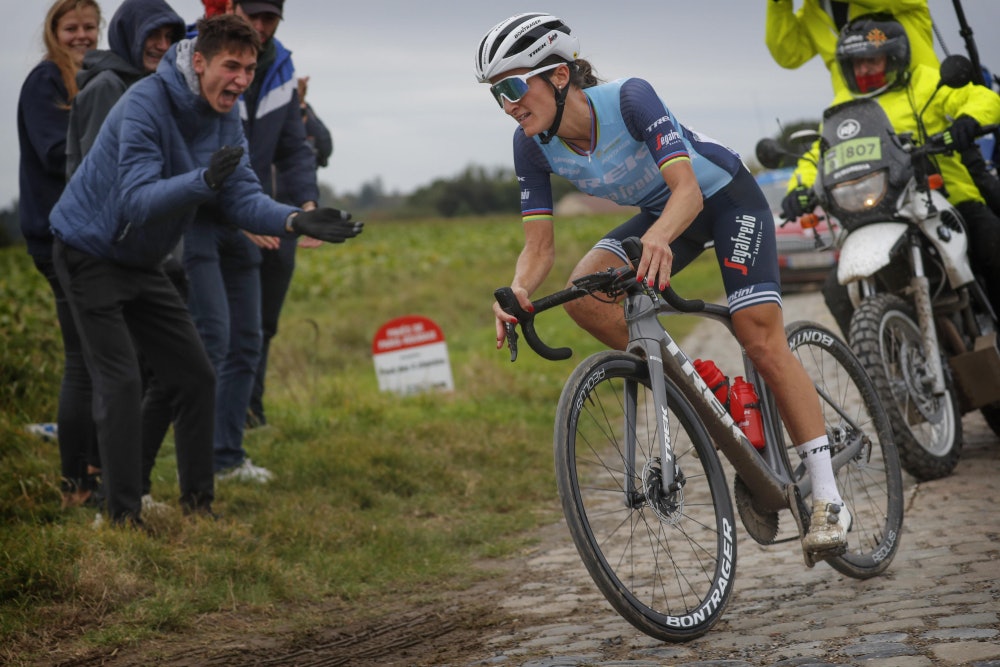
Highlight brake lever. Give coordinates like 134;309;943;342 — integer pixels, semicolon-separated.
504;322;519;362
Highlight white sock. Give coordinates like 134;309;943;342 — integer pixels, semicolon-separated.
795;435;843;507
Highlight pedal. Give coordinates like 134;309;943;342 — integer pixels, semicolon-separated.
785;484;816;568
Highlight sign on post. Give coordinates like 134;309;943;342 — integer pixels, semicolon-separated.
372;315;454;395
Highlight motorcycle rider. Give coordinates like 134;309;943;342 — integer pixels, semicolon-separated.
781;14;1000;335
765;0;937;98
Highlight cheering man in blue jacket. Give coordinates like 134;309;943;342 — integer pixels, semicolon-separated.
50;14;362;527
184;0;320;483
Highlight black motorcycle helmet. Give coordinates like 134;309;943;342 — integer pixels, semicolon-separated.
836;13;911;97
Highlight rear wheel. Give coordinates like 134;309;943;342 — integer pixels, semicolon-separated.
554;351;736;642
784;321;903;579
849;294;962;480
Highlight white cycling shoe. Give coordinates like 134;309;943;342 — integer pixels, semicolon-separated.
802;500;851;559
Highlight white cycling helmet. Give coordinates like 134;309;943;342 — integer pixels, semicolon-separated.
475;12;579;83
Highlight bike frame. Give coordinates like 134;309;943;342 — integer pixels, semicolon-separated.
621;285;871;517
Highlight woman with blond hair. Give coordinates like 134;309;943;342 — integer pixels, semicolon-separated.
17;0;101;509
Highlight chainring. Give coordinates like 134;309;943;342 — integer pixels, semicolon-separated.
734;475;780;545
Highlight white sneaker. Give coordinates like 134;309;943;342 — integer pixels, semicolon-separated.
141;494;171;515
216;458;274;483
25;423;58;441
802;500;851;557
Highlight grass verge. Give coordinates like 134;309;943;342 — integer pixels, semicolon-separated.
0;216;722;663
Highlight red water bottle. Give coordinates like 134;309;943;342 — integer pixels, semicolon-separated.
694;359;730;410
731;376;765;450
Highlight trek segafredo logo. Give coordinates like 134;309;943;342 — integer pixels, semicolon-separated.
723;215;762;276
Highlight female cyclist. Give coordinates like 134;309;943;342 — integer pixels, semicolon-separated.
477;12;850;560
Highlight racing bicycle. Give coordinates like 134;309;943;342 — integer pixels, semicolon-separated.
494;237;903;641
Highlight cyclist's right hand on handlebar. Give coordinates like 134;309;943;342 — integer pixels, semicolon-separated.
781;185;817;220
494;286;532;349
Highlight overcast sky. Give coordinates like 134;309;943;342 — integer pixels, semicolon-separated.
5;1;1000;210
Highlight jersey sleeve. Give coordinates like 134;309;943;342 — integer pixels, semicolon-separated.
513;129;554;222
619;78;690;173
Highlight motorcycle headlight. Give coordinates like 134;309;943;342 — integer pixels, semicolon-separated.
829;171;888;213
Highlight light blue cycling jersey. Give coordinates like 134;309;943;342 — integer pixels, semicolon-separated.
515;77;743;220
512;76;782;313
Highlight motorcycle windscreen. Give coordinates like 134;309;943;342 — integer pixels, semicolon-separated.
819;99;912;229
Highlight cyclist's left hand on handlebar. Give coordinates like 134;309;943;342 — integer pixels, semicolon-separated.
945;115;981;152
781;185;816;221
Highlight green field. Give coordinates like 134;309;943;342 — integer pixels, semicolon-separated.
0;216;722;662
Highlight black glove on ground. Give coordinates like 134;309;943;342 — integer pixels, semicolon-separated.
780;185;817;220
946;115;981;152
205;145;244;190
290;208;364;243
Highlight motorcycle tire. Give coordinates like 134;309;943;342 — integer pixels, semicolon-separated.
849;293;962;481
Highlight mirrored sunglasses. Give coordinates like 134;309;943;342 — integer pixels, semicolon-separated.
489;63;563;107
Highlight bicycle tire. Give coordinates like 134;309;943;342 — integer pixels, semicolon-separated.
784;321;904;579
554;351;736;642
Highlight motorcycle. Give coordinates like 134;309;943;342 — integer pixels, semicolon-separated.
756;55;1000;481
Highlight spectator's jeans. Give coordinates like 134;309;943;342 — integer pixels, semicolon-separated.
183;223;263;472
31;254;99;490
250;236;298;424
52;239;216;522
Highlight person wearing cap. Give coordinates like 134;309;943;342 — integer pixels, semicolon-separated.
477;12;853;560
181;0;321;483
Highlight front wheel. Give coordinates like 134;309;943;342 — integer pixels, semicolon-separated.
849;293;962;480
554;351;736;642
784;321;904;579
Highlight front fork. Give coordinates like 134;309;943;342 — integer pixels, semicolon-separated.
623;340;676;501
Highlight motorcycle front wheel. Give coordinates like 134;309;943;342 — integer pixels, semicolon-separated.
849;293;962;481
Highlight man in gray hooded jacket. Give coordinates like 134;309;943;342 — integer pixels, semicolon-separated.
63;0;187;517
66;0;186;177
49;14;362;527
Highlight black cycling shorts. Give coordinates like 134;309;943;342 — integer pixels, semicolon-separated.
593;167;782;313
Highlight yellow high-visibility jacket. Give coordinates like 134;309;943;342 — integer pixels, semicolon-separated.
791;64;1000;205
766;0;938;97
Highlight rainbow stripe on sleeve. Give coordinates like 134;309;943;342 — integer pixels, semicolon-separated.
657;151;691;171
522;208;554;222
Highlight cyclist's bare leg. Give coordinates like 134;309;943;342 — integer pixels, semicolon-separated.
564;248;629;349
731;303;825;445
732;303;848;555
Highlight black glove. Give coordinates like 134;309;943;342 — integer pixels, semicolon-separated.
780;185;817;220
204;145;244;190
289;208;364;243
945;115;981;152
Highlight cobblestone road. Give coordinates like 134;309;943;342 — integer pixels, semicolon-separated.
466;291;1000;667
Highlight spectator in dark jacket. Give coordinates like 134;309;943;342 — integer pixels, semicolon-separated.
49;14;362;526
67;0;187;514
249;74;334;429
17;0;101;509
